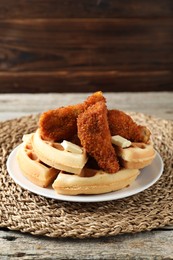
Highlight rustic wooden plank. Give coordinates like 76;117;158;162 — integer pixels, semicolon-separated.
1;44;173;72
0;19;172;92
0;70;172;93
0;19;172;72
1;19;172;48
0;229;173;259
0;0;173;19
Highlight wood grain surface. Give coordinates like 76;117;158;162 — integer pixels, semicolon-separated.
0;0;173;19
0;228;173;260
0;1;173;92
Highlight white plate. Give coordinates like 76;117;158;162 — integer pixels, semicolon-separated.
6;145;164;203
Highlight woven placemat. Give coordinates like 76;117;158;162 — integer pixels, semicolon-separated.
0;113;173;238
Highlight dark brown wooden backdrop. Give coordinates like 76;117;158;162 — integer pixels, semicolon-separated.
0;0;173;92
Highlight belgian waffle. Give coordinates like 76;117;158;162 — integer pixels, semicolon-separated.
17;134;58;187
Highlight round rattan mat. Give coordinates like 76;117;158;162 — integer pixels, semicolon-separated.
0;113;173;238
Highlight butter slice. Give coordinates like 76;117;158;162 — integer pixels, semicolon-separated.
22;133;34;143
61;140;83;154
111;135;131;148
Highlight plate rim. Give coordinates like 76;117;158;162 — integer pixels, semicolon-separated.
6;144;164;203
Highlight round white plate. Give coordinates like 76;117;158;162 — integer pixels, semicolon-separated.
7;145;164;203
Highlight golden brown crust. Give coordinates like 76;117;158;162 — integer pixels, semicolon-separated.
17;135;59;188
108;110;151;143
77;101;119;173
52;168;139;195
120;157;155;169
39;93;150;145
84;91;106;108
39;91;105;142
31;129;88;175
17;132;154;195
115;142;156;169
18;133;140;195
39;105;81;142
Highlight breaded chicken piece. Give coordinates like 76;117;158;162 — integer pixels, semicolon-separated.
39;91;105;141
39;91;150;144
39;103;82;141
84;91;106;108
108;110;151;144
77;101;119;173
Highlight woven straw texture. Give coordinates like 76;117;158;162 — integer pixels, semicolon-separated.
0;113;173;238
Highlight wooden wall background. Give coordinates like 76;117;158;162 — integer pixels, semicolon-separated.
0;0;173;93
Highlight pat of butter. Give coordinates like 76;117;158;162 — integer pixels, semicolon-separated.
111;135;131;148
22;133;33;143
61;140;83;154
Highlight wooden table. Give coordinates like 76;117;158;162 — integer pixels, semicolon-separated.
1;1;173;93
0;92;173;259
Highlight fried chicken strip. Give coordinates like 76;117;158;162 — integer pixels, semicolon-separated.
108;110;151;144
39;91;150;144
84;91;106;108
39;104;82;141
39;91;105;141
77;101;119;173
